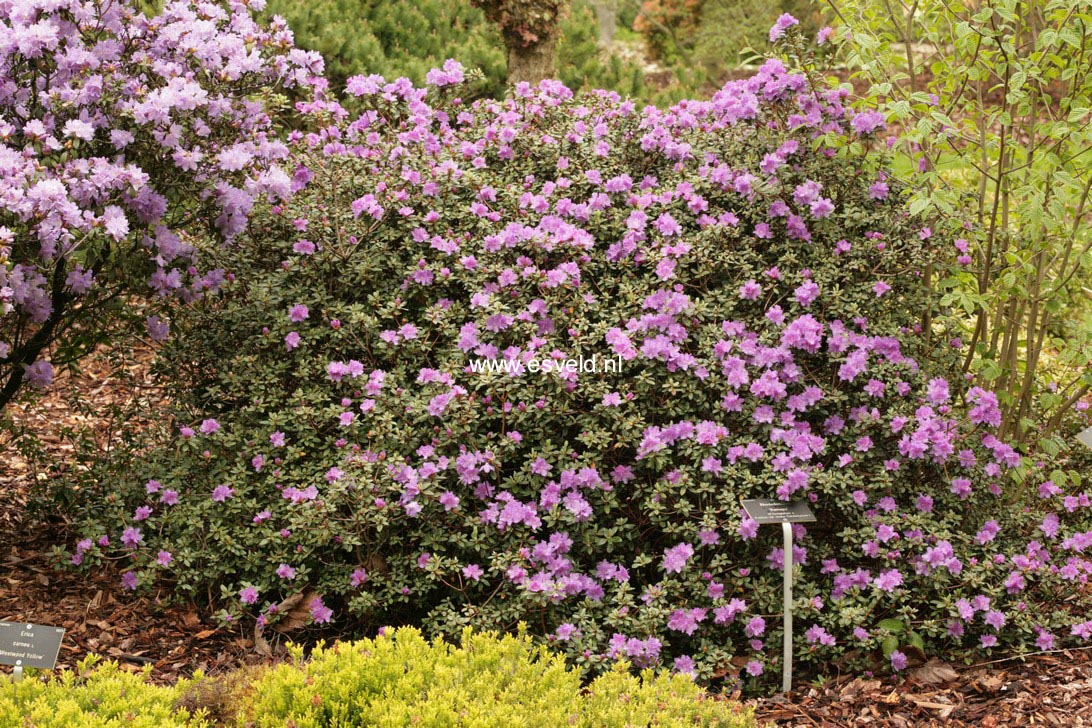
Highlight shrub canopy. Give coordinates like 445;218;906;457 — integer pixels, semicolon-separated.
70;32;1092;687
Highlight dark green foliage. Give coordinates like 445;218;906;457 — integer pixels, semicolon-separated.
693;0;826;71
262;0;643;98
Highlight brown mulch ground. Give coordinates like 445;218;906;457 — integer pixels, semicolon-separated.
0;346;266;684
750;652;1092;726
3;349;1092;725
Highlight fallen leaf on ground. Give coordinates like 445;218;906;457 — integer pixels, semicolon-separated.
911;658;959;685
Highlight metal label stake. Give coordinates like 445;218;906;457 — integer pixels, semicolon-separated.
741;498;817;694
1077;426;1092;451
782;521;793;693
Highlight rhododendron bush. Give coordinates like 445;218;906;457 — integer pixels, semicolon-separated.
69;29;1092;687
0;0;319;410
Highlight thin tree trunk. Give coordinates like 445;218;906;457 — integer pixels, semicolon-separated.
0;260;68;412
592;0;618;48
507;32;559;85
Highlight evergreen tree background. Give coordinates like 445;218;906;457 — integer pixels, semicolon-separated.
141;0;640;99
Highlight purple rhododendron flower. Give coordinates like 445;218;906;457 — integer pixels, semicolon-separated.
769;13;799;42
211;485;234;502
555;623;579;641
425;59;465;88
673;655;696;675
309;597;333;624
805;624;836;646
984;610;1007;630
663;542;694;573
23;360;53;388
121;527;142;548
873;569;904;592
146;316;170;341
853;111;887;135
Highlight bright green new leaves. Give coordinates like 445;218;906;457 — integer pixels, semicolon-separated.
826;0;1092;444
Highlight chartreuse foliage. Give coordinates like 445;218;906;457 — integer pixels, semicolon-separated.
0;658;207;727
0;631;751;727
243;627;751;726
68;22;1092;690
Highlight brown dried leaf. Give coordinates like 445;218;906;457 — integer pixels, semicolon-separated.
900;644;928;667
840;677;882;698
975;674;1006;693
907;696;956;719
253;619;272;658
911;658;960;685
271;589;318;634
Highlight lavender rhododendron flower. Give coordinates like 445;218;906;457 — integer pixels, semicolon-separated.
309;597;333;624
769;13;800;42
22;360;53;388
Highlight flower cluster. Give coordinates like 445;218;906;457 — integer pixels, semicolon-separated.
0;0;319;402
69;20;1092;690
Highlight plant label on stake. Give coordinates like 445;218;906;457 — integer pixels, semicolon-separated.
1077;426;1092;451
0;622;65;682
740;499;816;694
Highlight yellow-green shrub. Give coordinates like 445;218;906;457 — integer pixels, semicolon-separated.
241;627;753;727
0;658;206;727
0;631;751;726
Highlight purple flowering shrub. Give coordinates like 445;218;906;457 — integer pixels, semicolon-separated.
0;0;320;408
70;49;1092;687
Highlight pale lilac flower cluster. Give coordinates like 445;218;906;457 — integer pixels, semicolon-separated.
0;0;320;397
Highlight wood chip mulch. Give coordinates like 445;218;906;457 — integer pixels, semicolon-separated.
748;651;1092;726
1;345;268;684
3;347;1092;725
1;534;259;683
